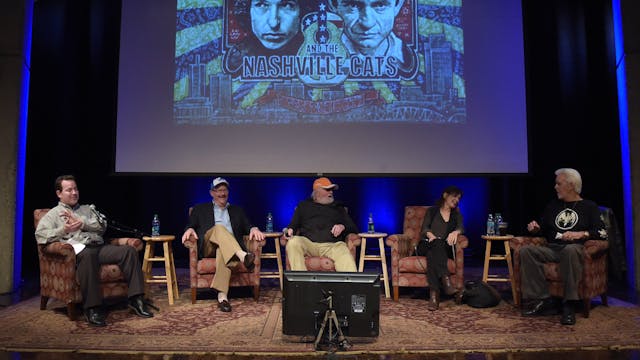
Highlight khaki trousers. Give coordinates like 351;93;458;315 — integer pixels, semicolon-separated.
204;225;243;294
286;236;357;272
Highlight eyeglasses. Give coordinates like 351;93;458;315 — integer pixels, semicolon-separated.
212;188;228;193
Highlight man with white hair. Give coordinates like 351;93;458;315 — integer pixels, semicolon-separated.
284;177;358;271
519;168;606;325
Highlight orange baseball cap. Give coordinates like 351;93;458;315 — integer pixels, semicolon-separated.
313;177;339;190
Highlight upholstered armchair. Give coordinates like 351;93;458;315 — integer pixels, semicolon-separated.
281;233;361;271
509;207;612;317
182;208;263;303
34;209;144;320
386;206;468;301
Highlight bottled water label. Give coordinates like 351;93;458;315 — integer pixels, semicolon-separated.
152;214;160;236
367;213;375;233
266;212;273;233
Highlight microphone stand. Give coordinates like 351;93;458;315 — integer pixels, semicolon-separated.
91;207;159;312
106;218;149;239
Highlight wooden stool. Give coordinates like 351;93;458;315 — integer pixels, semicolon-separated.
358;232;390;298
481;234;518;305
142;235;179;305
259;232;284;290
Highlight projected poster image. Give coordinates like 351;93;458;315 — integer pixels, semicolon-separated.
174;0;465;125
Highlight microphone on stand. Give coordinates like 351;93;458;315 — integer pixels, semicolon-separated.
89;204;108;226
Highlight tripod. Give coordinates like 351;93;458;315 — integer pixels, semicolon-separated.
314;290;352;351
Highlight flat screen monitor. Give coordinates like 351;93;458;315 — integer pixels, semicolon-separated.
282;271;380;337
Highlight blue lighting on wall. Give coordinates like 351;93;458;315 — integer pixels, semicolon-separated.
14;0;35;292
612;0;635;289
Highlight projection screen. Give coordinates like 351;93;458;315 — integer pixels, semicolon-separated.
116;0;527;174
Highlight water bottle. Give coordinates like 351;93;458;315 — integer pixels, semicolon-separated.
494;213;503;236
151;214;160;236
266;212;273;233
367;213;375;233
486;214;495;236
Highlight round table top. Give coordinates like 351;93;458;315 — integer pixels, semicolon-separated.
142;235;176;242
481;234;514;241
358;232;388;237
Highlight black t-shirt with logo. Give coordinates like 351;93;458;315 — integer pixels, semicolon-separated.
539;199;606;245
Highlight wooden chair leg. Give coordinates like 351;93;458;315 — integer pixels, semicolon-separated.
191;287;197;304
67;303;77;321
393;286;399;301
40;296;49;310
582;298;591;318
253;285;260;301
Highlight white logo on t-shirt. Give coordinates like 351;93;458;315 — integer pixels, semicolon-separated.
555;209;579;230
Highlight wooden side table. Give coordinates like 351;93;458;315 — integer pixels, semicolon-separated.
481;234;518;305
142;235;179;305
357;232;390;298
259;232;284;290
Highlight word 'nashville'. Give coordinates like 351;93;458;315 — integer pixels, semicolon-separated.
241;55;400;79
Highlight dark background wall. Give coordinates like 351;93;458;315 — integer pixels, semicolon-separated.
22;0;624;280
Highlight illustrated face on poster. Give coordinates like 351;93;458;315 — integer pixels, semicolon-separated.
174;0;465;124
249;0;302;50
334;0;404;55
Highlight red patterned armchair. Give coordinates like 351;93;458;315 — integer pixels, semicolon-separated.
281;234;361;271
182;208;263;303
509;208;611;317
386;206;468;301
34;209;144;320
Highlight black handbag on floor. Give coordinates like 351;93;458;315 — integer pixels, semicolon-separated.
462;280;501;308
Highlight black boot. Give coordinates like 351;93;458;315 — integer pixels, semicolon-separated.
441;275;456;296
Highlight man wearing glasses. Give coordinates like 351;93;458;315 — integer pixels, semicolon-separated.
181;177;264;312
283;177;358;271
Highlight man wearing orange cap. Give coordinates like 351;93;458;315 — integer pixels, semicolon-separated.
283;177;358;271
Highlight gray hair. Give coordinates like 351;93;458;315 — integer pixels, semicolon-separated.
555;168;582;194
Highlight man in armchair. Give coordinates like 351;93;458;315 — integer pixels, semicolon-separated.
181;177;264;312
283;177;358;272
520;168;607;325
35;175;154;327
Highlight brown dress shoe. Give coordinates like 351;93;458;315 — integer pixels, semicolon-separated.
441;275;456;296
427;289;440;311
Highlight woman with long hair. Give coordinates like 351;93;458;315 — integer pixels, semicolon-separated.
416;185;464;310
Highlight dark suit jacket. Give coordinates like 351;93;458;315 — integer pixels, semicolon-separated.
187;202;254;258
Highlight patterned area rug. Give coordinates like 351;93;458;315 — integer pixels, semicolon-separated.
1;285;639;355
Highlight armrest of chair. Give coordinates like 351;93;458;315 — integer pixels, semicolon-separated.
509;236;547;253
345;233;361;250
109;237;144;251
183;235;199;285
244;235;261;253
39;242;76;260
584;239;609;257
456;235;469;249
183;234;197;250
386;234;415;258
